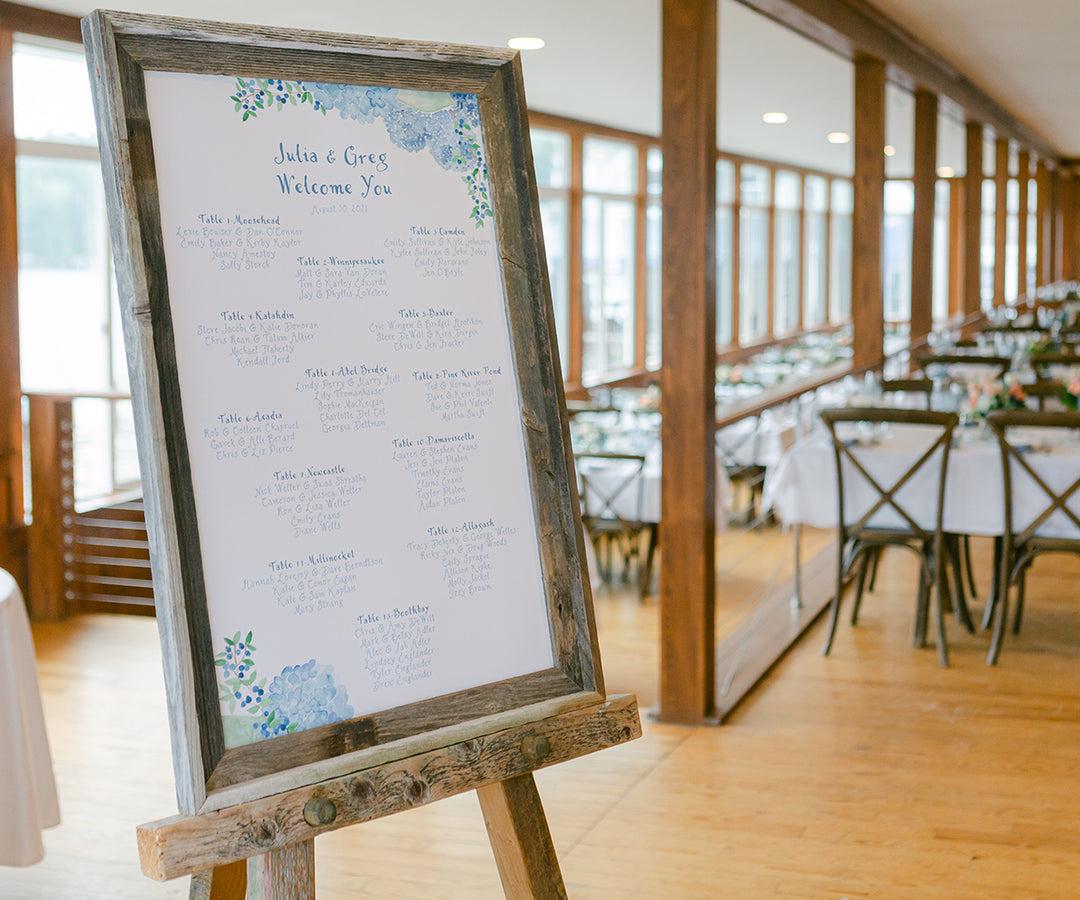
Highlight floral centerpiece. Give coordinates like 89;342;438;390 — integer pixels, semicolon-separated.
966;375;1027;419
637;381;661;413
1060;372;1080;410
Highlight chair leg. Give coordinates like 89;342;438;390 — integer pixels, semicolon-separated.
982;537;1003;631
639;524;658;603
912;563;929;648
986;581;1010;665
933;562;950;667
865;546;882;593
946;541;975;634
822;556;847;656
1011;565;1028;635
962;535;978;598
850;551;871;625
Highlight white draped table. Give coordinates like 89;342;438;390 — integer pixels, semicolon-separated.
0;569;60;866
764;423;1080;539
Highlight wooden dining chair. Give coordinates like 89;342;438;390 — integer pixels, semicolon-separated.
574;452;655;599
1029;351;1080;380
1022;379;1066;411
984;410;1080;664
914;353;1013;381
819;407;967;666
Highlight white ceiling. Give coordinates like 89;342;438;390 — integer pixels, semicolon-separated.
41;0;1080;175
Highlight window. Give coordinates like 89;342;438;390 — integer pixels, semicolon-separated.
532;128;572;374
716;159;735;346
1005;178;1020;303
829;179;853;323
980;179;996;308
773;170;801;335
1026;177;1038;297
739;164;770;342
803;175;828;329
645;147;662;369
932;179;951;323
882;180;914;324
14;37;136;502
581;138;637;382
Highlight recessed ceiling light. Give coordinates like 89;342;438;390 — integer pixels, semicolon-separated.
762;112;788;124
827;132;850;144
884;145;896;156
508;36;545;50
937;166;955;177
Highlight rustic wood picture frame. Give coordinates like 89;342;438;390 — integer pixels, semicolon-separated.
83;9;603;817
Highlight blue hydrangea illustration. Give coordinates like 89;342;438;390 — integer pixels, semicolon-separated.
229;78;491;225
216;631;353;747
265;659;354;731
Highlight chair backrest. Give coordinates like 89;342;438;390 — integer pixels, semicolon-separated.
1021;379;1065;411
881;378;933;409
715;417;761;470
986;409;1080;545
914;353;1012;381
574;452;647;527
819;407;958;542
1029;351;1080;379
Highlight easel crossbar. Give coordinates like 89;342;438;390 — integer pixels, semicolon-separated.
138;694;640;882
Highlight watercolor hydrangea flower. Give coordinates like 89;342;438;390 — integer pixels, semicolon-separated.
265;659;354;731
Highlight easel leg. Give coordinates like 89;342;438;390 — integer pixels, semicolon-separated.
245;840;315;900
476;774;568;900
189;860;247;900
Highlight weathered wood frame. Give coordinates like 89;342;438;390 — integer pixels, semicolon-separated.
83;9;604;816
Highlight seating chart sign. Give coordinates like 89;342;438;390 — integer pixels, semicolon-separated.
86;13;602;812
145;71;553;749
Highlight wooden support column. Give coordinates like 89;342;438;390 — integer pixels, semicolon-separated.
1037;159;1050;287
993;137;1009;305
0;30;23;577
1017;150;1029;298
1065;170;1080;280
659;0;717;724
963;121;984;319
851;54;885;370
910;88;937;345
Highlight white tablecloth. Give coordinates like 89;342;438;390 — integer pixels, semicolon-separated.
763;423;1080;539
0;570;60;866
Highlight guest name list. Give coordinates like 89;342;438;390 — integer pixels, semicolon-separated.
144;72;554;739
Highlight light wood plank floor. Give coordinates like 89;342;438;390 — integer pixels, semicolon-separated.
5;530;1080;899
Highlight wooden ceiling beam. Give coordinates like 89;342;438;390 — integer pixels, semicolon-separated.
736;0;1060;163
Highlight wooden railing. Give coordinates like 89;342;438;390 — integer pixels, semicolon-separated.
23;391;152;620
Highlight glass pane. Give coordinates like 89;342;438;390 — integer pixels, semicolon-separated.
645;204;662;369
717;159;735;205
932;179;951;322
583;137;637;195
774;210;800;333
740;164;771;207
805;175;827;212
981;180;996;307
14;40;98;146
883;182;913;323
582;197;636;381
831;179;853;215
1005;210;1019;303
774;170;801;210
17;156;110;391
73;399;112;503
538;195;570;374
830;214;852;322
803;212;827;328
113;399;141;489
531;129;571;189
739;207;769;342
646;147;662;196
717;206;734;346
1006;179;1020;215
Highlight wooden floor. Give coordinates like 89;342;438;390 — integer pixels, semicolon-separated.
7;530;1080;899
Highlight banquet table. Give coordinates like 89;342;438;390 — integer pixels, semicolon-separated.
0;569;60;866
763;422;1080;539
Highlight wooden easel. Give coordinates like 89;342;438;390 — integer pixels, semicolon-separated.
141;695;639;899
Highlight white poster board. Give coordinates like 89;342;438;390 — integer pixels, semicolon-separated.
144;72;553;750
